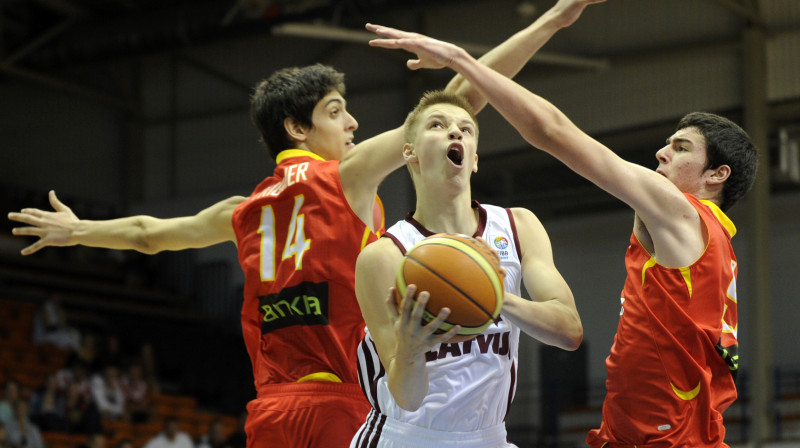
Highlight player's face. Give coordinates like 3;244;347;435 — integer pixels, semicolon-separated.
655;127;711;194
306;91;358;161
410;104;478;186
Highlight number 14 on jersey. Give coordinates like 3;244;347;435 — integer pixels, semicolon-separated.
259;195;311;281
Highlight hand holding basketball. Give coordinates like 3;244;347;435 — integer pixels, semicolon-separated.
394;233;505;337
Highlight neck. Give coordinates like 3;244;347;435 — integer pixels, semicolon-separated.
412;188;477;235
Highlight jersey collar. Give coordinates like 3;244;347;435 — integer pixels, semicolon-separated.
276;149;326;164
699;199;737;237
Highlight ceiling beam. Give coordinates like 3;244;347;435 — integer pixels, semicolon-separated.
0;63;133;111
3;16;76;66
271;22;611;71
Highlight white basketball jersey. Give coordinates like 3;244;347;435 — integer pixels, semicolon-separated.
353;202;523;445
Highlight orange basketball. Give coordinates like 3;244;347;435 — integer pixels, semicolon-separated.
394;233;505;336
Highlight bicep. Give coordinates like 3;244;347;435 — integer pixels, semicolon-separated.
148;196;243;251
551;129;696;225
514;209;572;304
339;127;405;224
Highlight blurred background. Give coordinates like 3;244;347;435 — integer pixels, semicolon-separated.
1;0;799;447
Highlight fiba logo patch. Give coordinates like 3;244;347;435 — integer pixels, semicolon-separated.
493;236;510;260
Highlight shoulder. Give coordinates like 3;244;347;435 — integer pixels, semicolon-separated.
509;207;554;258
360;237;400;262
509;207;545;233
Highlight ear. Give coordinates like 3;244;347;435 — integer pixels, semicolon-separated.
707;164;731;185
402;143;417;163
284;117;308;144
472;154;479;173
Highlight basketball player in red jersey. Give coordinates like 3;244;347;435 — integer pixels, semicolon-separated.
369;27;757;447
8;2;604;446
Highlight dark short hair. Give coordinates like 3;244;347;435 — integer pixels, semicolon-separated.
404;90;478;144
676;112;758;211
250;64;346;160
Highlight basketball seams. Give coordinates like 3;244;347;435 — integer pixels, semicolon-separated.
412;238;504;302
404;253;495;330
394;233;505;336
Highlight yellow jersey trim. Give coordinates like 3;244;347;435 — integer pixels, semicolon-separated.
679;266;693;299
296;372;342;383
699;199;736;237
671;381;701;400
276;149;325;164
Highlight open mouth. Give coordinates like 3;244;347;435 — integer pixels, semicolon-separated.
447;144;464;166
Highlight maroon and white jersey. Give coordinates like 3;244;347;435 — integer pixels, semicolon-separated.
352;202;523;444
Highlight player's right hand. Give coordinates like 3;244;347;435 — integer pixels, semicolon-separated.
8;190;79;255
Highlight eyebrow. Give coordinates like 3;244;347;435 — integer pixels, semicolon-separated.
666;137;694;146
325;98;345;108
427;113;475;127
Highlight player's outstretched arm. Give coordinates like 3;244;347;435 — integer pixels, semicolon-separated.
342;1;605;229
355;239;458;411
369;31;703;260
501;208;582;350
9;190;243;255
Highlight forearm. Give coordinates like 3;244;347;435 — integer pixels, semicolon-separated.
503;293;582;350
387;354;429;411
446;6;566;112
73;216;165;254
452;48;573;148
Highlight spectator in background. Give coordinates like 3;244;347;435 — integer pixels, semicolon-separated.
143;417;194;448
5;399;45;448
90;365;125;420
0;381;21;425
120;362;151;423
196;419;229;448
28;374;68;432
63;376;102;435
31;293;80;351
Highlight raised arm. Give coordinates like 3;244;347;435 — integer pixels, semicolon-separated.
384;0;606;113
369;28;707;268
354;238;458;411
341;0;603;228
502;208;582;350
8;190;242;255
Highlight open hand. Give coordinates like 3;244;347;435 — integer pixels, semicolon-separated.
8;190;79;255
388;285;460;360
366;23;465;71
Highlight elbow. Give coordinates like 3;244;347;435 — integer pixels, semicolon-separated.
563;317;584;351
131;218;161;254
565;326;583;351
522;106;571;152
390;388;423;412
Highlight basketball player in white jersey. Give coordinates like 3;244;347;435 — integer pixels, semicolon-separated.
351;91;583;448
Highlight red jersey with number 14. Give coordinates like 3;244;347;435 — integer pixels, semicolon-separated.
232;149;384;392
587;194;739;448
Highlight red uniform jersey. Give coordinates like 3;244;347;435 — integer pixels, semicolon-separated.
232;149;384;390
587;194;739;448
